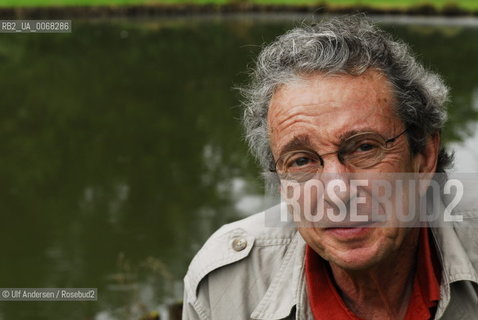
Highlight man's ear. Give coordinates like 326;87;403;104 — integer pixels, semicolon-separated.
415;132;440;174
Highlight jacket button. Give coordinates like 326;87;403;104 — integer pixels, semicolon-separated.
232;238;247;252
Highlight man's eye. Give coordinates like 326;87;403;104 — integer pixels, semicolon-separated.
357;143;376;152
285;156;316;168
294;157;311;167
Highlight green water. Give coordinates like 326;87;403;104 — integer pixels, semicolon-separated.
0;16;477;320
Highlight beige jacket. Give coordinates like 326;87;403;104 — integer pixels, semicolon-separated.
183;196;478;320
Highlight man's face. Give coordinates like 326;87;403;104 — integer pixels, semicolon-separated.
268;70;424;271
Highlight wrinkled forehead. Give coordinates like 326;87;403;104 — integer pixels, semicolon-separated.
266;71;404;154
267;71;400;133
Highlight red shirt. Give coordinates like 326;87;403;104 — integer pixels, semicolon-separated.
305;228;441;320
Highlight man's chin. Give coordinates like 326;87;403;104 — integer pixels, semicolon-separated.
326;246;384;271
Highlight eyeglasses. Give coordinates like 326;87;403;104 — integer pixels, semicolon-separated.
270;129;408;182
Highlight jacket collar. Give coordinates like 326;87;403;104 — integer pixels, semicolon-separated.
429;193;478;319
251;231;306;320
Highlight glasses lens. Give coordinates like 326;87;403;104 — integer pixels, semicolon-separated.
279;171;318;183
340;133;386;168
277;150;321;182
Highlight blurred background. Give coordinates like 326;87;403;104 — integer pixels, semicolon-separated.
0;1;477;319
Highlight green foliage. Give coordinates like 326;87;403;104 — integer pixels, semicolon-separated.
0;0;477;10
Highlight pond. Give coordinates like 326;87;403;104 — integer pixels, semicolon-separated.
0;14;477;320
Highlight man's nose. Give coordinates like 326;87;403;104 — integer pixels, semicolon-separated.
320;155;355;210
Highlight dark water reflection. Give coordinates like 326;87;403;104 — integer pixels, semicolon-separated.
0;16;477;319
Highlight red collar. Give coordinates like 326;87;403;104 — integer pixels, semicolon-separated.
305;228;441;320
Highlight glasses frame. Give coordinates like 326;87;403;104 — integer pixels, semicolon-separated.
270;128;408;175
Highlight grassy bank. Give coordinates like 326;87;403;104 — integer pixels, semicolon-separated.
0;0;477;11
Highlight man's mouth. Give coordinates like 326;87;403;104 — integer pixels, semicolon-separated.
324;222;377;239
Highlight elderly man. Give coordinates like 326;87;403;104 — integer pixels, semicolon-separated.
182;16;478;320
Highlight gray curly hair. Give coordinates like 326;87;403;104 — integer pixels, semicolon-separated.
240;15;453;185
